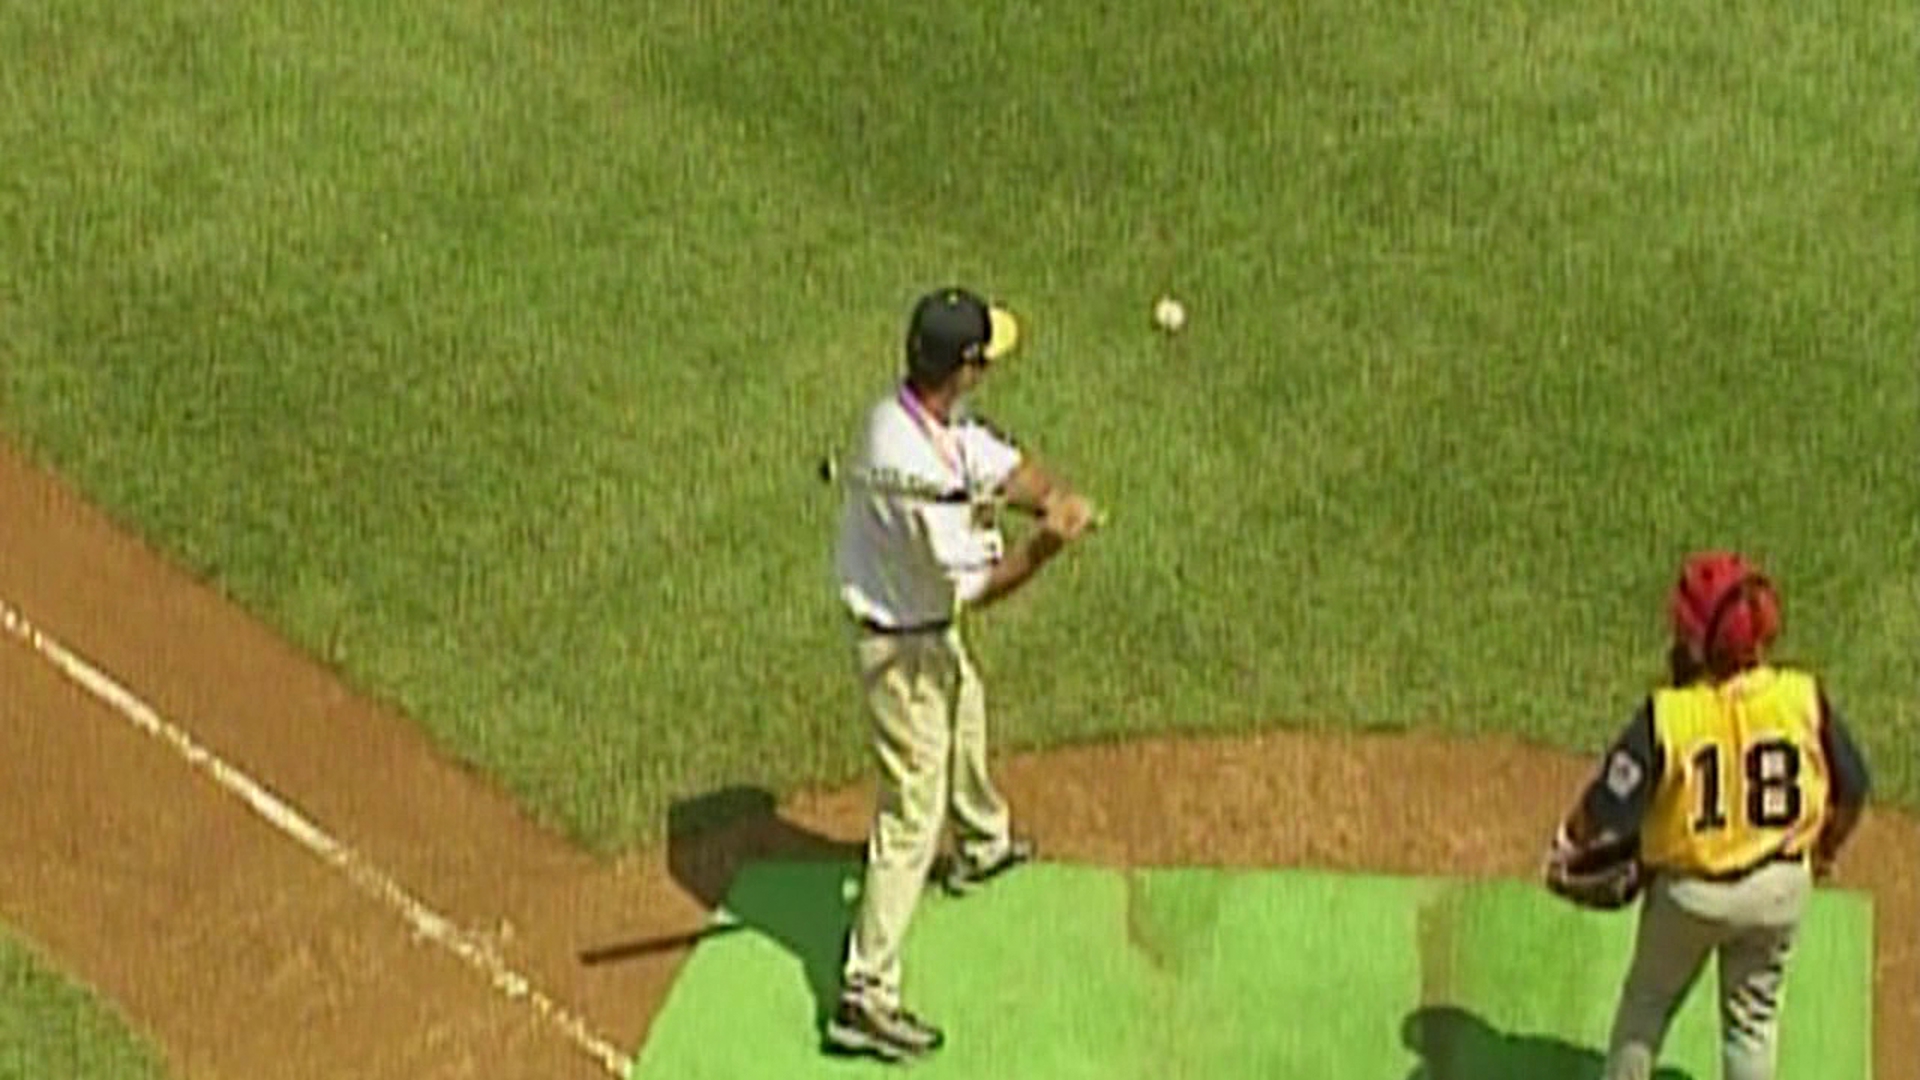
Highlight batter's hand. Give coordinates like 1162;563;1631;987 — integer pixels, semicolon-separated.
1039;492;1098;543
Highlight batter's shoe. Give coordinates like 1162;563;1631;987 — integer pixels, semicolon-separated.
940;837;1035;896
822;997;945;1062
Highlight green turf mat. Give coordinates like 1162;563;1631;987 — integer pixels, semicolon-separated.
1424;878;1873;1078
1121;868;1428;1077
628;862;1164;1080
627;863;1873;1080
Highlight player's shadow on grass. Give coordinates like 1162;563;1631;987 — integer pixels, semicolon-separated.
1400;1006;1697;1080
578;785;863;1025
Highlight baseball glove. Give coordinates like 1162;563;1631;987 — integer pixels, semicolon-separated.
1543;831;1645;911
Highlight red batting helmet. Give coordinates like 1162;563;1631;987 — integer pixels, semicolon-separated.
1668;551;1781;669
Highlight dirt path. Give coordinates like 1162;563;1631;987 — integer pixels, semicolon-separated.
0;442;1912;1079
0;445;691;1079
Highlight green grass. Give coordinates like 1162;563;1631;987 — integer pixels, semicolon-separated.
0;933;166;1080
627;861;1873;1078
2;0;1915;853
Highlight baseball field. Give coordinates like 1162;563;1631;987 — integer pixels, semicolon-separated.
1;1;1915;1078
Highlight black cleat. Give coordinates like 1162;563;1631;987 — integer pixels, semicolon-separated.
823;997;945;1062
939;837;1035;896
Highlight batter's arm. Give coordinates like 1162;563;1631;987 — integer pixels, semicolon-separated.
965;528;1065;610
963;493;1098;610
999;457;1071;516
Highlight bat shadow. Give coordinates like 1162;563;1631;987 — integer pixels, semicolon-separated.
1399;1005;1698;1080
576;784;865;1026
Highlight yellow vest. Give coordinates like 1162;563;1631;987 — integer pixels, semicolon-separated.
1640;665;1832;877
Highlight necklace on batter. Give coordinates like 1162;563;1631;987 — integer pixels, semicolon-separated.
896;382;969;484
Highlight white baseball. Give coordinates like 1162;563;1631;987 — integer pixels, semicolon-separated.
1153;296;1187;333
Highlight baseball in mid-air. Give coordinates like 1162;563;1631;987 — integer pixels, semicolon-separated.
1153;295;1187;333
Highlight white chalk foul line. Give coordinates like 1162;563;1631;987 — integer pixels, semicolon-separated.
0;598;633;1079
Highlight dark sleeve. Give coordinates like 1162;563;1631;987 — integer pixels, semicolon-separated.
1818;689;1872;808
1578;700;1664;838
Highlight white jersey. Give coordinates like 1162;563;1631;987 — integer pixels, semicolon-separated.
834;384;1024;629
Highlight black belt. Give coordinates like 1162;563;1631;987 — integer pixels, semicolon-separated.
1696;848;1808;884
857;616;952;636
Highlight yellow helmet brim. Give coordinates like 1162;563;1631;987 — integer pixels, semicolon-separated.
983;305;1020;361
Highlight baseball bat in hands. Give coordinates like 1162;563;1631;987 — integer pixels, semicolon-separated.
816;450;1108;533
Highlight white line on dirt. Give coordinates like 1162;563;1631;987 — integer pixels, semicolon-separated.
0;598;634;1079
